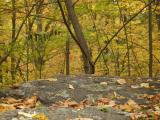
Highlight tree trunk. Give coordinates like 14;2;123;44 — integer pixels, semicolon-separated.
148;0;153;78
11;0;16;82
0;15;3;83
36;0;43;79
64;0;94;74
156;14;160;31
0;55;2;83
155;0;160;31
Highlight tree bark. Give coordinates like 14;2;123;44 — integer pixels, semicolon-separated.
148;0;153;78
66;17;70;75
155;0;160;31
64;0;94;74
11;0;16;81
35;0;43;79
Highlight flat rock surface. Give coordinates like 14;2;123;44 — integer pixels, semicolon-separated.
0;75;160;120
0;107;130;120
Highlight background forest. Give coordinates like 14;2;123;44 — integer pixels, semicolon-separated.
0;0;160;84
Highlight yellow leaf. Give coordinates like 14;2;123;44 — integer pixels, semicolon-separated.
117;79;126;85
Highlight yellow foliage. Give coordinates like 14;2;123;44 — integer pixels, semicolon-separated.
32;113;48;120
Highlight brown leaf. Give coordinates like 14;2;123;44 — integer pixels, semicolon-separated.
68;101;79;108
96;97;110;106
0;97;22;104
23;96;38;108
118;99;141;112
0;104;16;112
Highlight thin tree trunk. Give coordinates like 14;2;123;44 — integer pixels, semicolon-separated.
11;0;16;82
116;0;131;76
0;15;3;83
36;0;43;79
66;38;70;75
0;55;2;83
24;0;29;82
65;16;70;75
148;0;153;78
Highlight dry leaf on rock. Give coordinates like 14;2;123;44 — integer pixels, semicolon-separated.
96;97;110;106
140;83;150;88
0;96;38;111
100;82;108;86
23;96;38;108
114;91;117;98
118;99;141;112
0;97;22;104
46;78;57;82
69;84;74;89
117;79;126;85
130;112;147;120
67;101;79;108
32;113;48;120
18;111;35;118
108;100;116;107
0;104;16;112
131;85;140;89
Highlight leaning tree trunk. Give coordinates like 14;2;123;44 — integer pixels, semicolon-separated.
64;0;94;74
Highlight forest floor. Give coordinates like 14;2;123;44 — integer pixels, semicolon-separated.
0;75;160;120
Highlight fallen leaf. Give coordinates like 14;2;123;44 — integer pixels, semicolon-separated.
67;101;79;108
130;112;147;120
23;96;38;108
69;84;74;89
100;82;108;86
46;78;57;82
117;79;126;85
0;97;22;104
114;91;117;98
118;99;141;112
96;97;110;106
0;104;16;112
131;85;140;89
18;111;35;118
108;100;116;107
32;113;48;120
140;83;150;88
53;99;84;109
